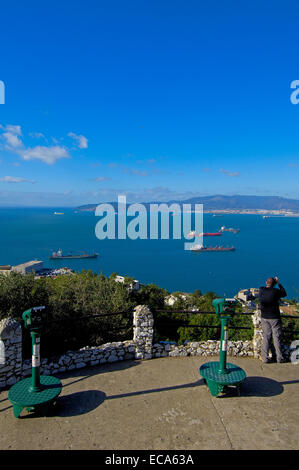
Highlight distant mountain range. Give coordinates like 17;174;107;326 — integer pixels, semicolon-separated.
76;195;299;212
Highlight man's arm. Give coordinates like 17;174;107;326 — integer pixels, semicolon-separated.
277;282;287;298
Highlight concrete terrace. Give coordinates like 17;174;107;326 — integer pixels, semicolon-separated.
0;356;299;450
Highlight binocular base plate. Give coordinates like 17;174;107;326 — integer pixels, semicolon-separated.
200;361;246;397
8;375;62;418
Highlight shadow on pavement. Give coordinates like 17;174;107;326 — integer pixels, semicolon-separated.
218;376;299;398
240;376;284;397
50;390;106;417
49;378;205;417
106;378;205;401
242;377;299;397
51;375;299;416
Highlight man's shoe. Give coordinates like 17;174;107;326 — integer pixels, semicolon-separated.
277;358;287;363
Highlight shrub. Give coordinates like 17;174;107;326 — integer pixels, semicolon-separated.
0;271;135;358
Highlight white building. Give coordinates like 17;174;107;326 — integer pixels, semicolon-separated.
237;288;259;303
164;293;188;307
114;275;140;292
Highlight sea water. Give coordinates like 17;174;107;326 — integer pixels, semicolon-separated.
0;207;298;299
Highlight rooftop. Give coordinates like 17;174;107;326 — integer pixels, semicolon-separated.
1;356;299;450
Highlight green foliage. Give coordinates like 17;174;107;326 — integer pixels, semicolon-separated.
177;313;220;344
154;291;253;344
153;311;189;343
0;271;135;358
281;316;299;343
1;271;297;358
131;283;169;312
0;272;46;320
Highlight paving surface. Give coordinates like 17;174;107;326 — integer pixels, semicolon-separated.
0;356;299;450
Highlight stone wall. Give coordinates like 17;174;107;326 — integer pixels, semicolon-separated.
22;341;137;378
252;309;263;360
133;304;154;360
153;340;254;358
0;306;294;389
0;318;22;388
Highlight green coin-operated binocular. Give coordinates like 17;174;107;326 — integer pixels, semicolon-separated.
8;305;62;418
199;297;246;397
22;306;46;331
212;297;238;320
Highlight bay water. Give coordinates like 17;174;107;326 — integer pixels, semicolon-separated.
0;207;298;299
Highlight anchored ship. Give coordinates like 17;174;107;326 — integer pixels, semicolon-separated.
190;244;235;252
219;226;240;234
187;231;222;238
50;249;98;259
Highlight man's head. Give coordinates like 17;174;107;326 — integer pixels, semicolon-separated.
266;277;276;287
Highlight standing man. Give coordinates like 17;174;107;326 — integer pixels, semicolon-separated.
258;277;287;363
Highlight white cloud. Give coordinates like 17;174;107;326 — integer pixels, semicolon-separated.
0;175;35;183
219;168;240;177
18;145;70;165
0;124;87;165
29;132;46;140
3;132;23;149
122;166;149;176
68;132;88;149
0;124;23;149
93;176;111;182
1;124;22;135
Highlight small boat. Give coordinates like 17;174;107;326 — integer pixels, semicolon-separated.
219;226;240;234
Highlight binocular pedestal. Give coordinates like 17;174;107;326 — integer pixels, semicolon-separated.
199;299;246;397
8;316;62;418
200;360;246;397
8;374;62;418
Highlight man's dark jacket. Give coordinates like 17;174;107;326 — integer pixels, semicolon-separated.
258;283;287;319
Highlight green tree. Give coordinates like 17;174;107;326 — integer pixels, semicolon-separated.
131;283;169;312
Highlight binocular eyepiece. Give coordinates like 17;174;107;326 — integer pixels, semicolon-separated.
22;306;46;330
212;298;238;318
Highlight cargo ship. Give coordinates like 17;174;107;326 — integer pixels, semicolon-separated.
190;244;235;252
187;231;222;238
50;249;98;259
219;226;240;234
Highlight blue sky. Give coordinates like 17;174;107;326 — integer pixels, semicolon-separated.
1;0;299;206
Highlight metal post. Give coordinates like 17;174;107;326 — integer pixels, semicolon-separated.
218;317;229;374
29;331;42;392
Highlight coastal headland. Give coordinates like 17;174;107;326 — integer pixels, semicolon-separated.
76;195;299;217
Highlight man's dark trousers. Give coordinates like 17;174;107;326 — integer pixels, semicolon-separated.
261;318;284;362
